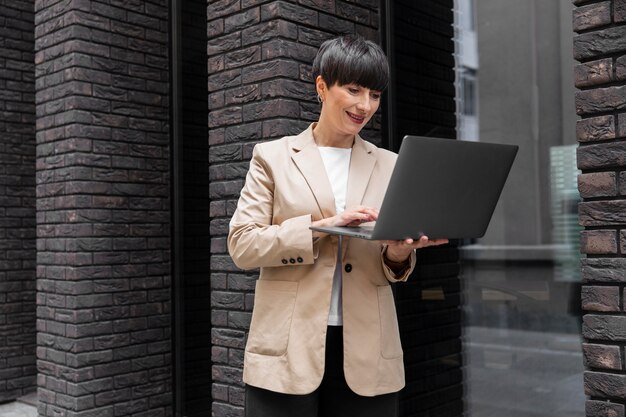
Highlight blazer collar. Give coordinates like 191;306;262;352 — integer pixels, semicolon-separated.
290;123;377;220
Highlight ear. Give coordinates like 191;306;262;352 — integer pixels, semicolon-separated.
315;75;327;99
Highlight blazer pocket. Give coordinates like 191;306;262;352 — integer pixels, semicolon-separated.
377;285;403;360
246;280;299;356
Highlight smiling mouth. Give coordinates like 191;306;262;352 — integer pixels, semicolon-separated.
346;111;366;124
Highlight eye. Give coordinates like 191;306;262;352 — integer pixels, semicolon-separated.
348;86;360;94
370;91;382;100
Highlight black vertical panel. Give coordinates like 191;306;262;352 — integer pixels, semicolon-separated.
384;0;457;151
181;6;212;415
382;1;463;416
396;248;463;417
0;0;36;402
172;0;210;413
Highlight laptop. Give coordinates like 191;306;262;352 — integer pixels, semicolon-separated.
309;135;518;240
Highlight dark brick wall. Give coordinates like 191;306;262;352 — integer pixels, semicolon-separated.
208;1;384;416
0;0;37;403
387;0;457;143
573;0;626;415
33;0;172;415
387;2;462;416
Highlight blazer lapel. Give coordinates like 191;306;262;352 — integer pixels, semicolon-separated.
342;135;376;259
291;125;336;219
345;135;376;210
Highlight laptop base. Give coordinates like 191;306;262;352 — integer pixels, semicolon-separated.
309;225;375;240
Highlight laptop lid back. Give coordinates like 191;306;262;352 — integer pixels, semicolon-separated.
371;136;518;240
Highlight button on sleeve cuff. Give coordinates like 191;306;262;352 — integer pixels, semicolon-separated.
229;214;317;270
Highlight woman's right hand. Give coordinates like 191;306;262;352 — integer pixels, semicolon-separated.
311;206;379;238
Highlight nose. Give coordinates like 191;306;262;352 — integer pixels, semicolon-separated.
356;93;372;113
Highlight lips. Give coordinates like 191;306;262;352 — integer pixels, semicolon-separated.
346;111;366;124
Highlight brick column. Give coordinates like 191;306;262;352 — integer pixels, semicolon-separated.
34;0;171;415
573;1;626;416
0;0;37;402
208;1;383;416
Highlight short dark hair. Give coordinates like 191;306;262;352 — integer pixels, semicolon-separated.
312;34;389;91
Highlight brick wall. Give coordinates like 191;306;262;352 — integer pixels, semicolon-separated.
208;1;383;415
388;2;462;416
388;0;457;142
0;0;37;402
573;0;626;416
33;0;172;415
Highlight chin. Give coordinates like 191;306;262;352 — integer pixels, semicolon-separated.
343;121;365;133
352;124;367;134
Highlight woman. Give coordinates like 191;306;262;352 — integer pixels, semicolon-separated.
228;34;448;417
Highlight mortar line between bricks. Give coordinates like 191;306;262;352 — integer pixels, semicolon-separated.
582;310;626;315
587;395;626;405
581;283;625;288
587;368;626;376
611;0;615;25
584;339;626;347
586;365;626;374
584;252;626;258
578;136;626;147
579;196;626;203
583;225;626;231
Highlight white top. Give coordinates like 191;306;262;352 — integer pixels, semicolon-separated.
318;146;352;326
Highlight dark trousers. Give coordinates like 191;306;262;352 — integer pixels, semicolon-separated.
245;326;399;417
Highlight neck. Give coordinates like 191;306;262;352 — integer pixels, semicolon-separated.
312;122;354;148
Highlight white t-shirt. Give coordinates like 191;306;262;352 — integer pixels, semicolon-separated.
318;146;352;326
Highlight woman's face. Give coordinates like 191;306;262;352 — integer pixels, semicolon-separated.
318;78;382;138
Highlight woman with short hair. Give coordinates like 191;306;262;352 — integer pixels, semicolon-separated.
228;34;448;417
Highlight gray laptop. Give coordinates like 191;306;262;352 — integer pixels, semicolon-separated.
309;135;518;240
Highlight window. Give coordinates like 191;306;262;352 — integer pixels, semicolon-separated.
461;70;477;117
455;1;583;416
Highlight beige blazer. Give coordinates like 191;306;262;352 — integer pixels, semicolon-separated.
228;124;416;396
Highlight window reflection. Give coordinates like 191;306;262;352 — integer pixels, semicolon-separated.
455;1;584;416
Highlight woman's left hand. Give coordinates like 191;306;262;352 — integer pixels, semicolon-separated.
382;236;449;263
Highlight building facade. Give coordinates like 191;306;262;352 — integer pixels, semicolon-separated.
0;0;624;416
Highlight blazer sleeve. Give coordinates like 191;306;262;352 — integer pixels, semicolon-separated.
228;144;318;270
380;246;417;283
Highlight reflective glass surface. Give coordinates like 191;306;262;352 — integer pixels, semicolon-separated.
456;1;585;416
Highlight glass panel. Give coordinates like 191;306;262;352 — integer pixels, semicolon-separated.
455;1;584;416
